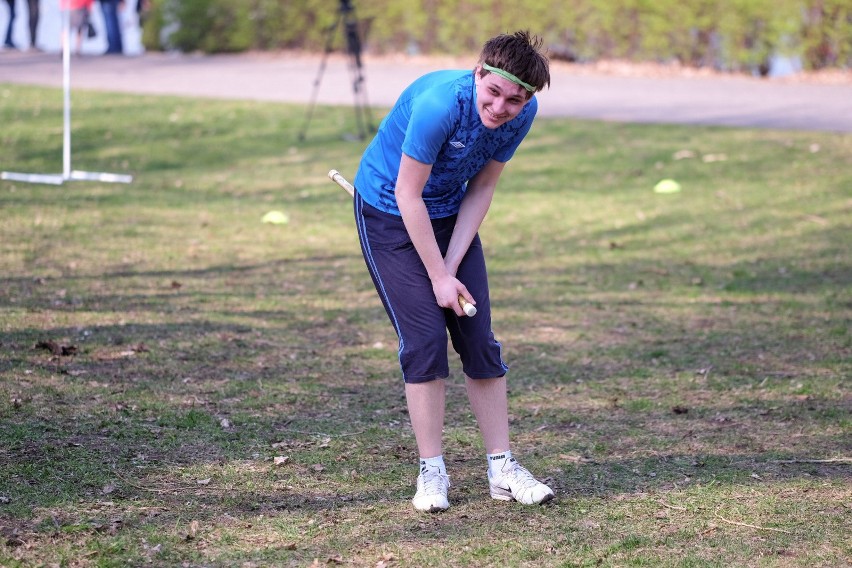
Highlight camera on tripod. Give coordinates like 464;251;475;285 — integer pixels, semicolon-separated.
299;0;373;141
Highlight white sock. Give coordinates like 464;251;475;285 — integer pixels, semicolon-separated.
487;450;514;477
419;455;446;475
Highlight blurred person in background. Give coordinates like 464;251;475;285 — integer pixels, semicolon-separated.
3;0;17;49
60;0;93;55
99;0;123;54
26;0;39;49
136;0;149;29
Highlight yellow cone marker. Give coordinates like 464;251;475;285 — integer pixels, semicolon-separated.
654;179;682;194
262;210;289;224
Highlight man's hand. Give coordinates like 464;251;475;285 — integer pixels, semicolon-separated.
432;275;474;317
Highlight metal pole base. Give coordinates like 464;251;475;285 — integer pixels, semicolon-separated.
1;172;65;185
2;171;133;185
69;170;133;183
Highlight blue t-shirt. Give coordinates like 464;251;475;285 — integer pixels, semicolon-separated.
354;69;537;218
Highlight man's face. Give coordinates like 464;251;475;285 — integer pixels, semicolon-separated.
473;65;531;129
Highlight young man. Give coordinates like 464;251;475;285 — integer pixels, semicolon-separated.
353;30;554;512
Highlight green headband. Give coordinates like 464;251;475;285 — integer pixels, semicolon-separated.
481;63;536;92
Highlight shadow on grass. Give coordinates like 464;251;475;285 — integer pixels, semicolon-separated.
0;243;850;514
1;315;848;507
1;317;848;562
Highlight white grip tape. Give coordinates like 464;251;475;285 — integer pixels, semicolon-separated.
328;169;355;197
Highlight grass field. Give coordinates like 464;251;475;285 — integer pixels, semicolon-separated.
1;83;850;567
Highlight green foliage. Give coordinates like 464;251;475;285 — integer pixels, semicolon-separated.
139;0;164;52
161;0;209;52
144;0;254;53
141;0;852;71
800;0;852;68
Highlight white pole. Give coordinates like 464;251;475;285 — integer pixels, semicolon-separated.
2;1;131;185
62;4;72;180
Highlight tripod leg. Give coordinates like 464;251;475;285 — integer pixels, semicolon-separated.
298;16;340;142
346;57;368;140
344;14;373;140
354;67;374;135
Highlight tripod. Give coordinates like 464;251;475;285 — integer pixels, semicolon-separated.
298;0;374;141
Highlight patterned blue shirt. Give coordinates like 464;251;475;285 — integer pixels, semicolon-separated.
354;69;538;218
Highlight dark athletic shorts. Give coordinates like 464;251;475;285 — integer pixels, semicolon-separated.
354;192;509;384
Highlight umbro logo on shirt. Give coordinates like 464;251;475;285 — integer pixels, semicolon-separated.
450;141;465;149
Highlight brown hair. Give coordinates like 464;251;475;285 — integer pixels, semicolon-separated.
478;30;551;98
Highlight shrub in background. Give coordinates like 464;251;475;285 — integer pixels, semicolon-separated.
141;0;851;72
143;0;253;53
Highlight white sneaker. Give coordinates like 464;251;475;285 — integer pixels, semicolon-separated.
488;458;554;505
412;467;451;512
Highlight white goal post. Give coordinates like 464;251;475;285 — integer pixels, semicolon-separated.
2;5;132;185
